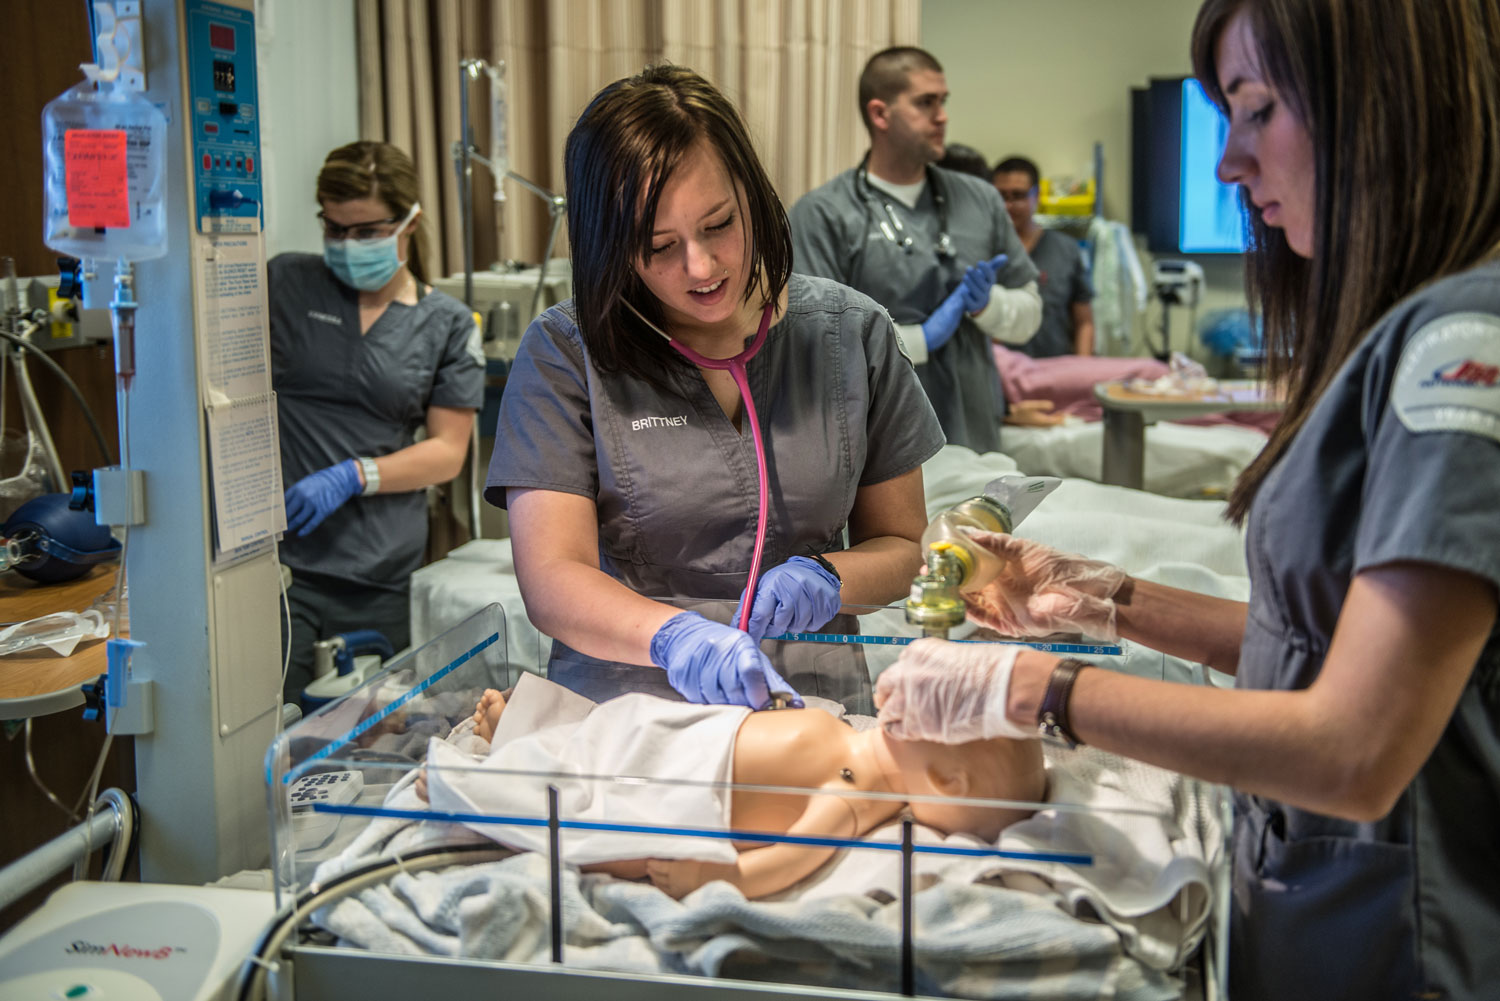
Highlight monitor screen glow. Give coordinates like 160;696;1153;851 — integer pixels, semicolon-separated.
1177;79;1247;253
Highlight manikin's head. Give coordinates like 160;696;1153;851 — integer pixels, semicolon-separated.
887;734;1046;843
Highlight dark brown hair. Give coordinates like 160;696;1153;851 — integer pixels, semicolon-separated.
858;47;944;133
1192;0;1500;523
316;141;429;284
563;64;793;392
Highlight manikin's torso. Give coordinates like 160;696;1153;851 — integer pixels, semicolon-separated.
728;709;902;838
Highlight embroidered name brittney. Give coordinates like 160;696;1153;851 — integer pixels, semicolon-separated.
631;415;688;431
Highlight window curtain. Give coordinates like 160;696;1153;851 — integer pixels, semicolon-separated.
355;0;920;281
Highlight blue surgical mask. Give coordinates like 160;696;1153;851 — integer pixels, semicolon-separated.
323;202;420;292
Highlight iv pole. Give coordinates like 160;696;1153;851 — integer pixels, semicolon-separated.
452;58;566;539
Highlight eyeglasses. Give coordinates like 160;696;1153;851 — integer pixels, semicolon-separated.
996;187;1036;205
317;211;402;242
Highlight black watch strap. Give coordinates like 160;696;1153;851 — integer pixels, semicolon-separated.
806;550;843;587
1037;658;1090;748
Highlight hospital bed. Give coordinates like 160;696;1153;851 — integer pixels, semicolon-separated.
255;602;1231;1001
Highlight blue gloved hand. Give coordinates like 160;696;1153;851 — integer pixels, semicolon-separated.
733;556;842;640
959;253;1009;313
283;459;362;537
651;611;804;709
922;287;968;351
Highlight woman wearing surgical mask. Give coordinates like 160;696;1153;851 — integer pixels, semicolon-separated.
268;140;484;706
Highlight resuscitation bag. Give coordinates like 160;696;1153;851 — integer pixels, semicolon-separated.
2;492;120;584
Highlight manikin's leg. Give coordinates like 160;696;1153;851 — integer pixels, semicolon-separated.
473;688;507;742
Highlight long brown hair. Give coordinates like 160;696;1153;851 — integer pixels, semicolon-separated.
1191;0;1500;523
563;64;793;393
316;140;430;284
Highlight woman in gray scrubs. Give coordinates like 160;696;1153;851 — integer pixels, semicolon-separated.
487;66;945;713
270;142;484;704
874;1;1500;998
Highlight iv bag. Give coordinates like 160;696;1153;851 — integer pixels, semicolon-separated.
42;79;168;261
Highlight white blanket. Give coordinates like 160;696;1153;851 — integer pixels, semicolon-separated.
425;674;747;864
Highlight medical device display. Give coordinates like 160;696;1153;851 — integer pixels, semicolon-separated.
906;475;1061;638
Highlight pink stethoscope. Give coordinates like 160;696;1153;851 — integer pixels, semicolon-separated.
626;297;775;633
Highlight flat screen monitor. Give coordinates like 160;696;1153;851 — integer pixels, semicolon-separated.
1132;77;1247;254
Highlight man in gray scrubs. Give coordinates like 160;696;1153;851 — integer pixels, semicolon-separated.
790;47;1042;454
993;156;1095;358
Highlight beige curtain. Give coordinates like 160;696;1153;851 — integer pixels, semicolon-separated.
357;0;919;281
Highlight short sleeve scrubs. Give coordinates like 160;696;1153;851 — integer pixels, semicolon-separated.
1231;259;1500;1001
487;273;946;710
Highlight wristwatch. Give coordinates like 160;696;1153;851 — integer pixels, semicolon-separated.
805;550;843;588
358;456;381;496
1037;658;1090;748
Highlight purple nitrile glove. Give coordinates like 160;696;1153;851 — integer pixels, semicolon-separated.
651;611;804;710
733;555;842;640
283;458;362;537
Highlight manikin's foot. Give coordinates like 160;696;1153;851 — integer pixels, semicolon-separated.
473;688;508;742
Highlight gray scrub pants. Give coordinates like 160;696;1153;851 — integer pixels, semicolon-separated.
281;570;410;706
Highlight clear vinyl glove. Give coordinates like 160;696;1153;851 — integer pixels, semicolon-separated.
959;253;1008;313
960;529;1129;640
283;458;362;537
875;637;1033;743
651;611;804;710
733;556;842;640
921;287;968;351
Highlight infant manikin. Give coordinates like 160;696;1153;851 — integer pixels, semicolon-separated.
421;674;1044;899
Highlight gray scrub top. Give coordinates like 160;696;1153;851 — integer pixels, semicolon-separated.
790;164;1037;454
270;253;484;590
1017;228;1092;359
487;273;946;708
1230;259;1500;1000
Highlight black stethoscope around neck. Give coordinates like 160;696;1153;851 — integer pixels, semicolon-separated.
855;154;956;260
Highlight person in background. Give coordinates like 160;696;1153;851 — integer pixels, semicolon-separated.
485;65;945;714
935;143;990;181
790;48;1044;454
875;1;1500;997
270;141;484;705
992;156;1095;357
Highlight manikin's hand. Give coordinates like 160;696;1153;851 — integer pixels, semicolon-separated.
733;556;842;640
875;638;1033;743
1004;399;1066;427
283;459;362;536
651;612;804;709
646;858;737;899
960;530;1128;640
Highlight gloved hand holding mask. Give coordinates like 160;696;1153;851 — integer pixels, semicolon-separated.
875;637;1032;743
959;530;1129;640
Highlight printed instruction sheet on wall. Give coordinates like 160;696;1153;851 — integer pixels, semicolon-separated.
196;233;285;554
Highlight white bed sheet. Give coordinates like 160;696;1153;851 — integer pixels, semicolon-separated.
998;420;1267;499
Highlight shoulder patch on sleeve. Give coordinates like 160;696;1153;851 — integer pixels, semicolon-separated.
1391;312;1500;442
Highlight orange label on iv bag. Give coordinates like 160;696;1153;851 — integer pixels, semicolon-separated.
65;129;130;229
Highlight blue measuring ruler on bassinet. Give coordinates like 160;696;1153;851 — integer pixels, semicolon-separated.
768;631;1123;657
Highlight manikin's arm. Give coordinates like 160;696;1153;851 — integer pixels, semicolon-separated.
361;404;474;493
646;790;862;899
1007;562;1492;821
508;487;680;665
831;467;929;607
